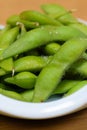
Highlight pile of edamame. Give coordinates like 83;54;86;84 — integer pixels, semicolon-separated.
0;3;87;102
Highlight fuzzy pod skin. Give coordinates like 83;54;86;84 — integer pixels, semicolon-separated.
7;15;21;27
0;27;19;56
43;42;61;55
20;10;62;26
57;13;77;25
53;80;80;94
68;59;87;77
21;89;34;102
0;88;25;101
5;71;37;89
0;25;11;42
69;23;87;35
4;71;37;89
7;14;40;29
41;4;77;25
18;20;40;29
0;58;13;72
32;38;87;102
41;3;67;15
0;68;7;76
20;80;80;102
0;25;86;60
64;80;87;96
14;56;51;72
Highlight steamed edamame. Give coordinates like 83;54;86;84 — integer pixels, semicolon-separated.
0;3;87;103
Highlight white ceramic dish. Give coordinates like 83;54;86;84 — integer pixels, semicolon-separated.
0;19;87;119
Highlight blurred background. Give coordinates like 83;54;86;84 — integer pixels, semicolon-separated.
0;0;87;25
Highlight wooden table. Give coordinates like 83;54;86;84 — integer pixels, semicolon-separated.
0;0;87;129
0;109;87;130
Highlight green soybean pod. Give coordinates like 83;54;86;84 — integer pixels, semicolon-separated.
41;4;69;19
0;68;7;76
0;26;86;60
21;89;34;102
43;42;61;55
64;80;87;96
0;24;11;33
69;22;87;35
5;71;37;89
57;12;77;25
14;56;51;72
0;27;19;56
0;25;11;43
20;10;62;26
41;4;77;25
53;80;80;94
21;79;77;102
32;38;87;102
0;58;13;72
68;59;87;77
19;20;40;29
7;14;21;27
41;3;67;15
0;88;25;101
7;14;40;29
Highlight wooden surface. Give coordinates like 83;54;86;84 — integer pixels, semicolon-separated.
0;0;87;129
1;109;87;130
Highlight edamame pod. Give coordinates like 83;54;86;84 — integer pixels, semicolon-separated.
21;80;79;102
18;20;40;29
7;14;21;27
64;80;87;96
41;3;67;15
41;4;77;25
21;89;34;102
5;71;37;89
68;59;87;77
53;80;80;94
0;26;86;60
0;27;19;56
7;14;40;29
14;56;51;72
0;25;11;43
33;38;87;102
0;88;24;101
43;42;61;55
0;58;13;71
69;23;87;35
58;12;77;25
20;10;62;26
0;68;7;76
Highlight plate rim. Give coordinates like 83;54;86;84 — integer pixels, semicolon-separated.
0;85;87;119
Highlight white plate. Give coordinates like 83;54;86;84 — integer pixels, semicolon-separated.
0;19;87;119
